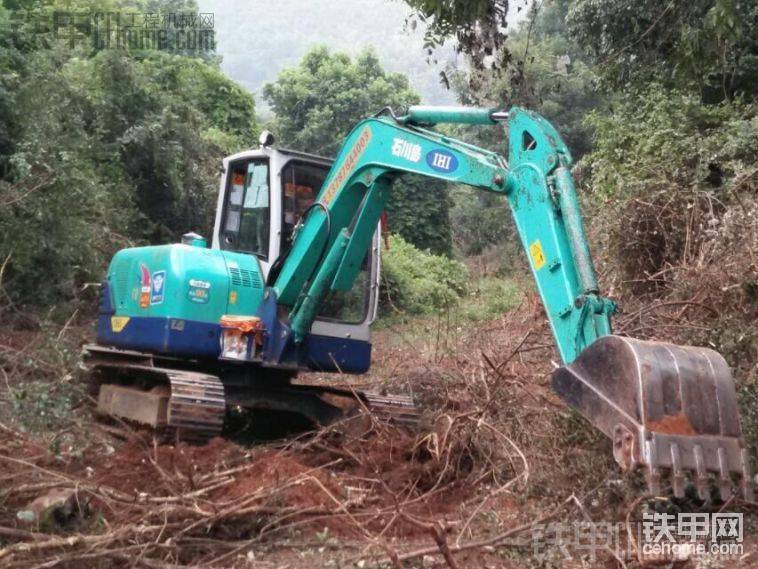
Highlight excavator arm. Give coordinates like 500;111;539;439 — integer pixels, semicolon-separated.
258;106;751;500
268;106;613;362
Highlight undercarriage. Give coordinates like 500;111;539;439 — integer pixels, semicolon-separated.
84;344;418;442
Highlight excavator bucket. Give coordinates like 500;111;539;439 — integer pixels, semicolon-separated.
551;335;752;500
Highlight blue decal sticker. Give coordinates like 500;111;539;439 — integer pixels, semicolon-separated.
150;270;166;305
188;279;211;304
426;149;458;173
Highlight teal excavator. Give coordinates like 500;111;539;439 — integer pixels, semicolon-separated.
85;106;752;500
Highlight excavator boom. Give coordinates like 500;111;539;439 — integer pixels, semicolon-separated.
260;105;751;500
265;106;614;367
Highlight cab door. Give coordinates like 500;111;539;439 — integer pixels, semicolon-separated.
213;149;274;276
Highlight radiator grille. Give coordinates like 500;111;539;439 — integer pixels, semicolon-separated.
229;267;262;289
112;258;131;305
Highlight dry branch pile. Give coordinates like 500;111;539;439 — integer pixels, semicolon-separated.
606;184;758;371
0;304;609;568
0;416;535;568
1;287;755;567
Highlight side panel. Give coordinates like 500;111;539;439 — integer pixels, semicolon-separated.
106;245;231;322
97;314;222;358
303;334;371;373
96;310;371;371
97;241;370;372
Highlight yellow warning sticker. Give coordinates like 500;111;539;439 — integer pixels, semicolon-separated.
110;316;130;333
529;240;546;270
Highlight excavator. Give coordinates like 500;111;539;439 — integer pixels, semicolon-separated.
84;105;752;501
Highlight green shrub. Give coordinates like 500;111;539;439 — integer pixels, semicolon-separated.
585;86;757;199
584;87;758;291
380;235;468;315
460;276;521;321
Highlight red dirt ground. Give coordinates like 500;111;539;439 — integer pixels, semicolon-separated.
1;294;756;567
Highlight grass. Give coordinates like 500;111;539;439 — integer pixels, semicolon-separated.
458;275;521;322
374;274;524;360
377;274;522;328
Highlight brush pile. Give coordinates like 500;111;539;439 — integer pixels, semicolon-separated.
0;303;618;568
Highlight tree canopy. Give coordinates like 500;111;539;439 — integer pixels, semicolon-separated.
263;46;453;255
567;0;758;102
405;0;510;73
0;0;258;310
263;46;419;155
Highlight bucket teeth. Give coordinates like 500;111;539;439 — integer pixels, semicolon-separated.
717;447;733;500
645;437;753;501
361;392;419;426
740;448;754;502
692;445;709;501
670;443;685;498
741;448;755;502
640;438;751;501
647;466;662;497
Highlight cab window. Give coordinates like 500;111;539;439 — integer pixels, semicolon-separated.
221;160;269;259
280;160;373;325
318;252;372;323
281;161;324;249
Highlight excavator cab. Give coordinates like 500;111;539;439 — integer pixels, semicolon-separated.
213;146;380;350
87;144;387;439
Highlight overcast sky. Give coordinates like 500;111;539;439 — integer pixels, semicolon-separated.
197;0;530;111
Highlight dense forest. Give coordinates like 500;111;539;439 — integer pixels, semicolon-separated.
1;0;258;312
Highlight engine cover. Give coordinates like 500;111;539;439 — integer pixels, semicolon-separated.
96;243;265;357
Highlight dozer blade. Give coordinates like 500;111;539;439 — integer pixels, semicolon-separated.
551;335;752;500
95;368;226;442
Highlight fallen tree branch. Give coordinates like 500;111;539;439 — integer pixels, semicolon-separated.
373;495;574;566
